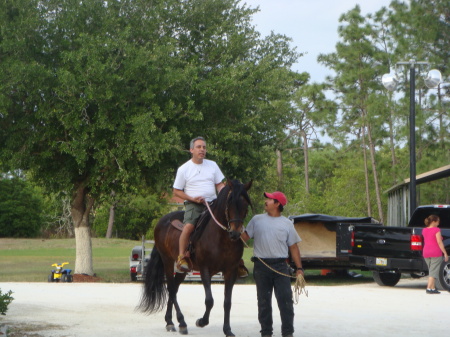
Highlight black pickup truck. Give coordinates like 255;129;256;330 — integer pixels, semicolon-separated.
350;205;450;290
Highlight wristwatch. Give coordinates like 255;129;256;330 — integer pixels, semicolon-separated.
297;267;304;272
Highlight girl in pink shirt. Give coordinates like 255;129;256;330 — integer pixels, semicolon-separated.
422;215;448;294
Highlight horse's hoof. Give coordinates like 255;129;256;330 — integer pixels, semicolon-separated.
179;326;188;335
166;325;176;332
224;328;235;336
195;318;208;328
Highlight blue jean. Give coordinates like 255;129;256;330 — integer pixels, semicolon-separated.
253;259;294;337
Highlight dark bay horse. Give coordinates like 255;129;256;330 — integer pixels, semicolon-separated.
139;179;252;337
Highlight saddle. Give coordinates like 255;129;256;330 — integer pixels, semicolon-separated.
169;208;211;260
170;219;184;231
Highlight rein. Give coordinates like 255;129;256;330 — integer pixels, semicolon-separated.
204;201;227;231
203;189;245;233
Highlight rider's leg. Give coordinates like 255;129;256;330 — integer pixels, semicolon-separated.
179;223;194;256
177;223;194;272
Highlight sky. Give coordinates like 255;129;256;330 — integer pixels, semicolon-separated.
242;0;393;83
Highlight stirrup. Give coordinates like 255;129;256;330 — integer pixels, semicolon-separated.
176;255;191;273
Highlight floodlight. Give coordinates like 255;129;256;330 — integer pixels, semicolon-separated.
381;73;398;91
424;69;442;88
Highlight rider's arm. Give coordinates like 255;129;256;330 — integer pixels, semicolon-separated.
216;182;225;193
172;188;204;204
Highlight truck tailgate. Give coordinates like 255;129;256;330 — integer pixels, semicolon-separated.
352;225;422;259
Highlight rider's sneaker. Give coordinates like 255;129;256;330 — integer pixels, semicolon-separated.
176;255;191;272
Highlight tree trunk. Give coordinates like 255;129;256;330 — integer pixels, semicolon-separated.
276;148;283;189
105;190;116;239
365;121;384;224
71;183;95;275
361;127;372;217
105;203;115;239
387;101;397;169
301;130;310;194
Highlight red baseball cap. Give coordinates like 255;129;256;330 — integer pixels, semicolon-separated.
264;191;287;206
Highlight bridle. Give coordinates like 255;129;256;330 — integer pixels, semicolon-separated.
204;190;246;233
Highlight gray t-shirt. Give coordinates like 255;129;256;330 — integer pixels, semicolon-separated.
245;213;301;258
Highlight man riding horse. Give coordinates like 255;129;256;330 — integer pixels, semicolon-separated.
173;136;248;277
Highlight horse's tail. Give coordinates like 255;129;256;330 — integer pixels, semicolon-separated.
138;246;167;314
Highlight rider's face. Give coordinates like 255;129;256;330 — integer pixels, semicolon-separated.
190;139;206;162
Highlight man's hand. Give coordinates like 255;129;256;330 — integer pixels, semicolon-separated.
193;196;205;204
296;269;304;276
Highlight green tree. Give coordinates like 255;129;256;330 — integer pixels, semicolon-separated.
381;0;449;203
289;82;337;193
0;177;43;237
318;6;388;222
0;0;300;274
92;192;170;240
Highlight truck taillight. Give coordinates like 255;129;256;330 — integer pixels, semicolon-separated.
130;267;137;273
410;234;423;251
351;231;355;247
132;253;140;260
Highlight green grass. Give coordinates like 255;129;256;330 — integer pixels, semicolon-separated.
0;238;138;282
0;238;374;285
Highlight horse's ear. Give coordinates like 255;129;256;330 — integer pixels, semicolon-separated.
244;180;252;191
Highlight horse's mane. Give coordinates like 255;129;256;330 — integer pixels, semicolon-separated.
190;179;252;242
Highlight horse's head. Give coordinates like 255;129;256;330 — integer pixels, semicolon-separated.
224;178;252;241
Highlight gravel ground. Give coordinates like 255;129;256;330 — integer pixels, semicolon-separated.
0;279;448;337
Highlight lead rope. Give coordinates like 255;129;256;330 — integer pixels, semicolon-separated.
205;200;308;303
240;237;308;304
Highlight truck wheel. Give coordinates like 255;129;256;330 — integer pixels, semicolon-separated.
130;272;137;282
372;270;401;286
437;260;450;291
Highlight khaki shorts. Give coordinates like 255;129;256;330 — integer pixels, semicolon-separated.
424;257;442;279
183;202;206;226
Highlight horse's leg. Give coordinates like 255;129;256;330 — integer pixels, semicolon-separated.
222;272;238;337
165;266;188;334
196;272;214;329
163;264;176;331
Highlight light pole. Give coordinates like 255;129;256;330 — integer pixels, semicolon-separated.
382;60;442;218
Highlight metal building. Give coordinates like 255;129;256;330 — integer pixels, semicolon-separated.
385;165;450;226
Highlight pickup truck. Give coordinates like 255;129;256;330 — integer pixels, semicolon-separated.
350;205;450;290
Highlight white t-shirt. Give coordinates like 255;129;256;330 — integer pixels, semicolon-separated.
173;159;225;202
245;213;301;258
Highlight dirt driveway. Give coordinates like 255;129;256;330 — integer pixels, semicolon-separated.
0;279;448;337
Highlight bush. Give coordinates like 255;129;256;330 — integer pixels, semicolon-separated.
0;177;44;237
0;289;14;315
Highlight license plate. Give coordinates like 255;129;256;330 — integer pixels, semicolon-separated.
376;257;387;266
